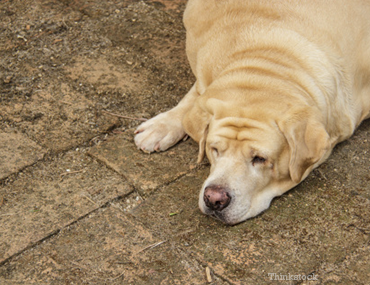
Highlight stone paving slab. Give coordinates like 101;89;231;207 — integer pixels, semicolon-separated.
0;150;132;264
0;132;46;180
323;120;370;201
0;206;227;284
1;0;190;152
0;83;121;152
62;0;193;122
130;168;210;236
88;130;199;196
307;243;370;285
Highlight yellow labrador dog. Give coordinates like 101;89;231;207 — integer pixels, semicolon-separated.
135;0;370;225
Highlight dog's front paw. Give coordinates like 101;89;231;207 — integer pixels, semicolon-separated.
134;112;185;153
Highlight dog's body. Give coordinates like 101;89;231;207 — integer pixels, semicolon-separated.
135;0;370;224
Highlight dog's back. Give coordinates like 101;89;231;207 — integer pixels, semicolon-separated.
184;0;370;139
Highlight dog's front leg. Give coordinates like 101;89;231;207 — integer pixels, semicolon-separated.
134;83;199;153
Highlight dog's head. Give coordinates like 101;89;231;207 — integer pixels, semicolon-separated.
183;90;330;225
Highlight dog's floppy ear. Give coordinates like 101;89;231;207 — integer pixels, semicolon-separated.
278;112;331;184
196;124;209;163
183;97;212;163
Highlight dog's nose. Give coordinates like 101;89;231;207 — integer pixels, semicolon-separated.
204;185;231;211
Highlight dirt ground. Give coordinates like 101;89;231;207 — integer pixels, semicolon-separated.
0;0;369;284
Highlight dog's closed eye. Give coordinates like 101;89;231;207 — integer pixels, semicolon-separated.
252;156;266;166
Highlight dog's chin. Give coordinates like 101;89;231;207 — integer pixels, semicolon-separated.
199;203;251;225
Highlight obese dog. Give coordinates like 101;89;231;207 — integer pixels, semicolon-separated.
134;0;370;225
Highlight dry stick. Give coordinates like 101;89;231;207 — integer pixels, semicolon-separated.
102;110;147;122
71;261;89;270
136;240;167;253
95;270;125;282
108;271;125;281
0;212;19;217
60;170;83;178
205;267;212;283
59;100;73;105
82;195;97;206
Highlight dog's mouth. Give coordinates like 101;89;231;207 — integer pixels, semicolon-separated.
209;210;226;221
213;211;246;225
204;207;237;225
210;212;229;224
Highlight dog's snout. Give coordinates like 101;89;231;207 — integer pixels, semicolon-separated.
204;185;231;211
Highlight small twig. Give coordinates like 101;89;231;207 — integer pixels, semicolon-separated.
112;128;126;134
136;240;167;253
59;100;73;105
82;195;97;206
90;134;108;146
317;169;327;180
62;17;69;29
71;261;90;271
347;224;370;234
102;110;147;122
108;271;125;281
206;267;212;283
60;170;83;178
0;212;19;217
174;227;196;237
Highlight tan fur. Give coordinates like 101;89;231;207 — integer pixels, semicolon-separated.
135;0;370;224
